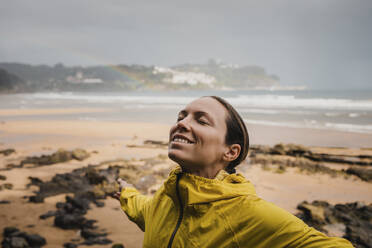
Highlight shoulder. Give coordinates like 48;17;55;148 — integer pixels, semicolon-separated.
217;194;307;234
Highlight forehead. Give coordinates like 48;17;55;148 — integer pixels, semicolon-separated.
183;97;228;121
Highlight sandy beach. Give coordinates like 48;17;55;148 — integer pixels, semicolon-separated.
1;108;372;247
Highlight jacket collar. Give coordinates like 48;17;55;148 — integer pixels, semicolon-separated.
164;165;256;205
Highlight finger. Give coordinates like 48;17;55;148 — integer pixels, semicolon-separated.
117;178;124;190
111;192;121;200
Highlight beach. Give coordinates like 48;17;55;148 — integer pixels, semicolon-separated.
1;106;372;247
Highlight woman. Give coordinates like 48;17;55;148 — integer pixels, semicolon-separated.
113;96;353;248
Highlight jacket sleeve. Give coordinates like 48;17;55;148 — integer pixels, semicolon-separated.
120;187;152;232
234;197;354;248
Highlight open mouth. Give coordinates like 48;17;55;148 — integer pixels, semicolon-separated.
171;134;195;144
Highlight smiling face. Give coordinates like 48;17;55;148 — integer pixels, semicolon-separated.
168;97;231;172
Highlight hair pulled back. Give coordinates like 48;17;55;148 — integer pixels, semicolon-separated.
207;96;249;174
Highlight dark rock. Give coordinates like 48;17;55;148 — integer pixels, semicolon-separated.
112;244;125;248
54;214;87;229
296;201;372;248
26;177;43;187
3;163;20;170
250;154;340;177
39;210;57;219
3;227;19;237
28;164;122;202
346;167;372;182
1;227;47;248
25;234;46;246
15;148;90;169
143;140;168;146
64;243;78;248
81;228;107;239
346;225;371;248
29;195;44;203
9;231;28;238
10;237;28;248
94;201;104;208
0;149;15;156
81;237;112;246
21;148;71;166
3;183;13;190
270;143;311;156
271;143;287;155
250;143;372;167
0;174;6;180
297;202;326;225
72;149;89;161
66;195;90;211
28;164;124;245
305;153;372;166
85;168;106;185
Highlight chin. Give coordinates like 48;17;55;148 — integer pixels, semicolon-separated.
168;150;191;168
168;150;183;164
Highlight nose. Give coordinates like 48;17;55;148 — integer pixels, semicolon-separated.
176;116;191;131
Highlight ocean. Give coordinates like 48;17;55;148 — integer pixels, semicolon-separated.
1;89;372;134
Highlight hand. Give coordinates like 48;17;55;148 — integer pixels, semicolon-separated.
112;178;134;201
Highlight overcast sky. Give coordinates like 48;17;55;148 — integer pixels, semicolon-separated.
1;0;371;89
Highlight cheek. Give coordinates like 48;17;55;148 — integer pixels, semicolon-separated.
199;132;226;150
169;125;177;137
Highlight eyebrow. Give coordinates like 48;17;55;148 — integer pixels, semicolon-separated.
178;110;214;124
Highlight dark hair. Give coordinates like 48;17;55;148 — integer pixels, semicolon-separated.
206;96;249;174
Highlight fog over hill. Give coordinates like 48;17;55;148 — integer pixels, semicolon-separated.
0;60;289;92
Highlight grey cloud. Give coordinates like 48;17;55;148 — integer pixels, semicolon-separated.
1;0;371;89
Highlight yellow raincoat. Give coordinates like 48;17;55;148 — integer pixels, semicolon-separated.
120;166;353;248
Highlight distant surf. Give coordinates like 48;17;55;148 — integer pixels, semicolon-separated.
1;89;371;134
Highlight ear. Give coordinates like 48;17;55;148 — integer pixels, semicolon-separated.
223;144;241;163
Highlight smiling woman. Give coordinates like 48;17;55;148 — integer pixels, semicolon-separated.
168;96;245;179
113;96;354;248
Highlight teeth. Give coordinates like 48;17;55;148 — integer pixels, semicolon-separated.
174;138;192;144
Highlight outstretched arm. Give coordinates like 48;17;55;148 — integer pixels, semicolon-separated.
113;178;152;232
234;197;354;248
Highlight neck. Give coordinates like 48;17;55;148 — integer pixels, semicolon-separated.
180;164;225;179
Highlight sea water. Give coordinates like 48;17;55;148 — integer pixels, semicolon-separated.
1;89;372;134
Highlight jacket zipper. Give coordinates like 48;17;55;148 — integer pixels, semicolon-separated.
167;173;184;248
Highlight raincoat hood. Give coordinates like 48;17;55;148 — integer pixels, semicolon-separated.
164;165;256;205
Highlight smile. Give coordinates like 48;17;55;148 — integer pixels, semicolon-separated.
171;134;195;144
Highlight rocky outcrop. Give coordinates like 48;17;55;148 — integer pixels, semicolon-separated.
127;140;169;149
250;144;372;166
296;201;372;248
251;153;341;177
4;148;89;170
33;166;116;246
1;227;46;248
28;165;108;203
346;167;372;182
0;149;15;156
30;159;166;247
249;144;372;181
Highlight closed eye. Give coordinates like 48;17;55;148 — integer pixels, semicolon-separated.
177;115;185;122
197;118;209;125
